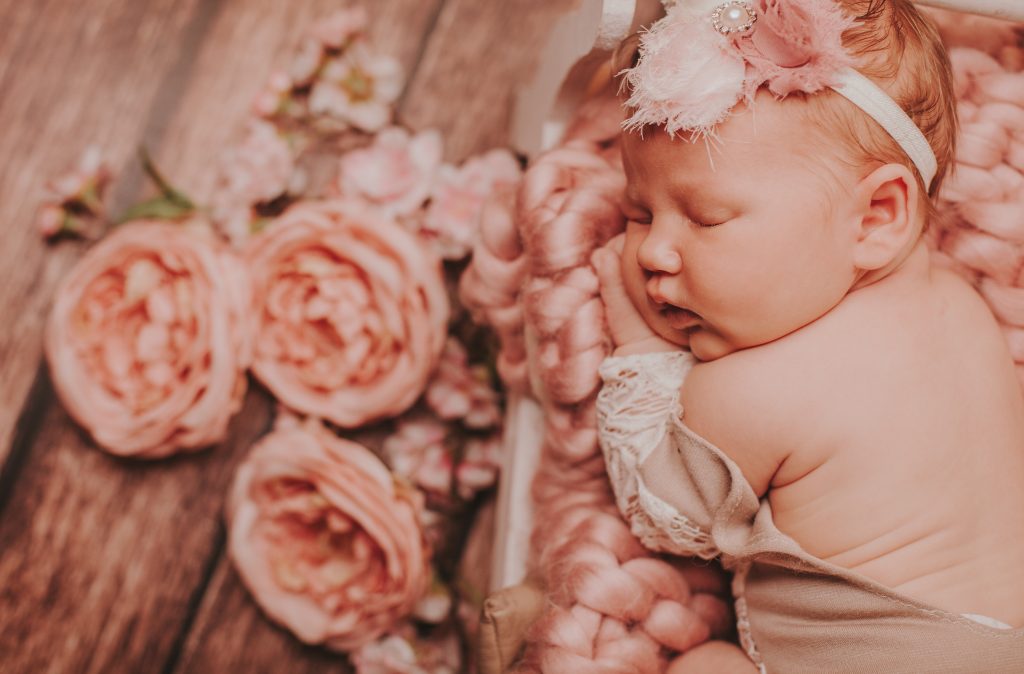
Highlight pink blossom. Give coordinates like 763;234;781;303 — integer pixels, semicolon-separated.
253;70;295;117
455;433;502;500
352;634;421;674
309;43;403;133
245;199;449;427
383;416;453;498
45;220;254;457
48;145;110;202
335;127;443;218
37;204;68;239
412;576;453;624
382;414;502;502
310;7;369;50
416;445;454;497
350;623;461;674
425;338;502;429
210;119;299;247
227;415;431;651
38;145;112;240
289;39;324;88
421;149;522;259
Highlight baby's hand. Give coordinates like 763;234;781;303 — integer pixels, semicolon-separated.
592;235;677;356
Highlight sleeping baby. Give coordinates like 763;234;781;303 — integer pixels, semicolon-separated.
592;0;1024;672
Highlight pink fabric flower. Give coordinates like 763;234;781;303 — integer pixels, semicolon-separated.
621;0;855;137
421;149;522;259
424;338;501;429
210;119;301;247
737;0;856;99
45;220;254;457
335;127;443;218
227;415;431;651
350;623;461;674
245;199;449;427
309;43;403;133
621;4;746;136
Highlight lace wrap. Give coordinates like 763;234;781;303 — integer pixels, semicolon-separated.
596;351;719;559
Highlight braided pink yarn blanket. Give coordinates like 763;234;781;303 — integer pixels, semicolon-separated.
928;15;1024;386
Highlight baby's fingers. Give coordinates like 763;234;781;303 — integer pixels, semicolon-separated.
592;247;628;305
592;243;657;347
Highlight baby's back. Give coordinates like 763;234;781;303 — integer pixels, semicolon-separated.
686;247;1024;627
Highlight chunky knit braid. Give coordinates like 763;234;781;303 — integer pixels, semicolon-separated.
461;91;732;673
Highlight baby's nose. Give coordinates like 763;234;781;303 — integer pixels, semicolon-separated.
636;239;682;274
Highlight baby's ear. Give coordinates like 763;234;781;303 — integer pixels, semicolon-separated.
849;163;921;271
612;33;642;74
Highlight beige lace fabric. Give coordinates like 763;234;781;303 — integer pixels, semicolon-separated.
596;351;1024;674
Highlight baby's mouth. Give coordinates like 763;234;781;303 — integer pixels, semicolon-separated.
661;305;702;330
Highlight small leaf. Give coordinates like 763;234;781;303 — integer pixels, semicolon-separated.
115;196;196;224
137;145;195;209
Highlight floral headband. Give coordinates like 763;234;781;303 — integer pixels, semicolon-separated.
619;0;938;189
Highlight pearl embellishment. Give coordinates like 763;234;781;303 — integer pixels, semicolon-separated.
711;2;757;36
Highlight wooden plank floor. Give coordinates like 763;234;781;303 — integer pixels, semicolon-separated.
0;0;572;671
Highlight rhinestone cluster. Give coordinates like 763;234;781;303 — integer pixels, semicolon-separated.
711;1;758;36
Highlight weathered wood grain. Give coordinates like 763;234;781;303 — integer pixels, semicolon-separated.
0;1;442;671
0;374;275;672
0;0;208;466
170;559;355;674
398;0;577;162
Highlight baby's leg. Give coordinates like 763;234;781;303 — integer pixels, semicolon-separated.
667;641;759;674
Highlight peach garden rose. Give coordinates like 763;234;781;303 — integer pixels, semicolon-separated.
44;219;253;458
227;414;431;650
244;198;449;427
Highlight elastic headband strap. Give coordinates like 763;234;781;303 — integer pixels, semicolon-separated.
829;67;938;190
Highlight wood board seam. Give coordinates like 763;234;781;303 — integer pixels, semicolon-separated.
395;0;451;117
0;362;52;520
160;524;228;674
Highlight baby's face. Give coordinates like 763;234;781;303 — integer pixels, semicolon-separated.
620;94;861;361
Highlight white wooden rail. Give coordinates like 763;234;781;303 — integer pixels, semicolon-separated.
492;0;1023;593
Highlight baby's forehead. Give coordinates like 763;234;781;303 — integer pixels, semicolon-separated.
622;94;842;185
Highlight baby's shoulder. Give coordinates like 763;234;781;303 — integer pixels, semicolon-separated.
682;349;799;496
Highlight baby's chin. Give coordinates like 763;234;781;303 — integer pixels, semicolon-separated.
681;327;740;362
650;320;736;362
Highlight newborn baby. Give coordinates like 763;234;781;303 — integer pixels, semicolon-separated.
593;1;1024;672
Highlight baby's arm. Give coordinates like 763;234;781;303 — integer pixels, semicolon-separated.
592;235;678;356
593;236;787;498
